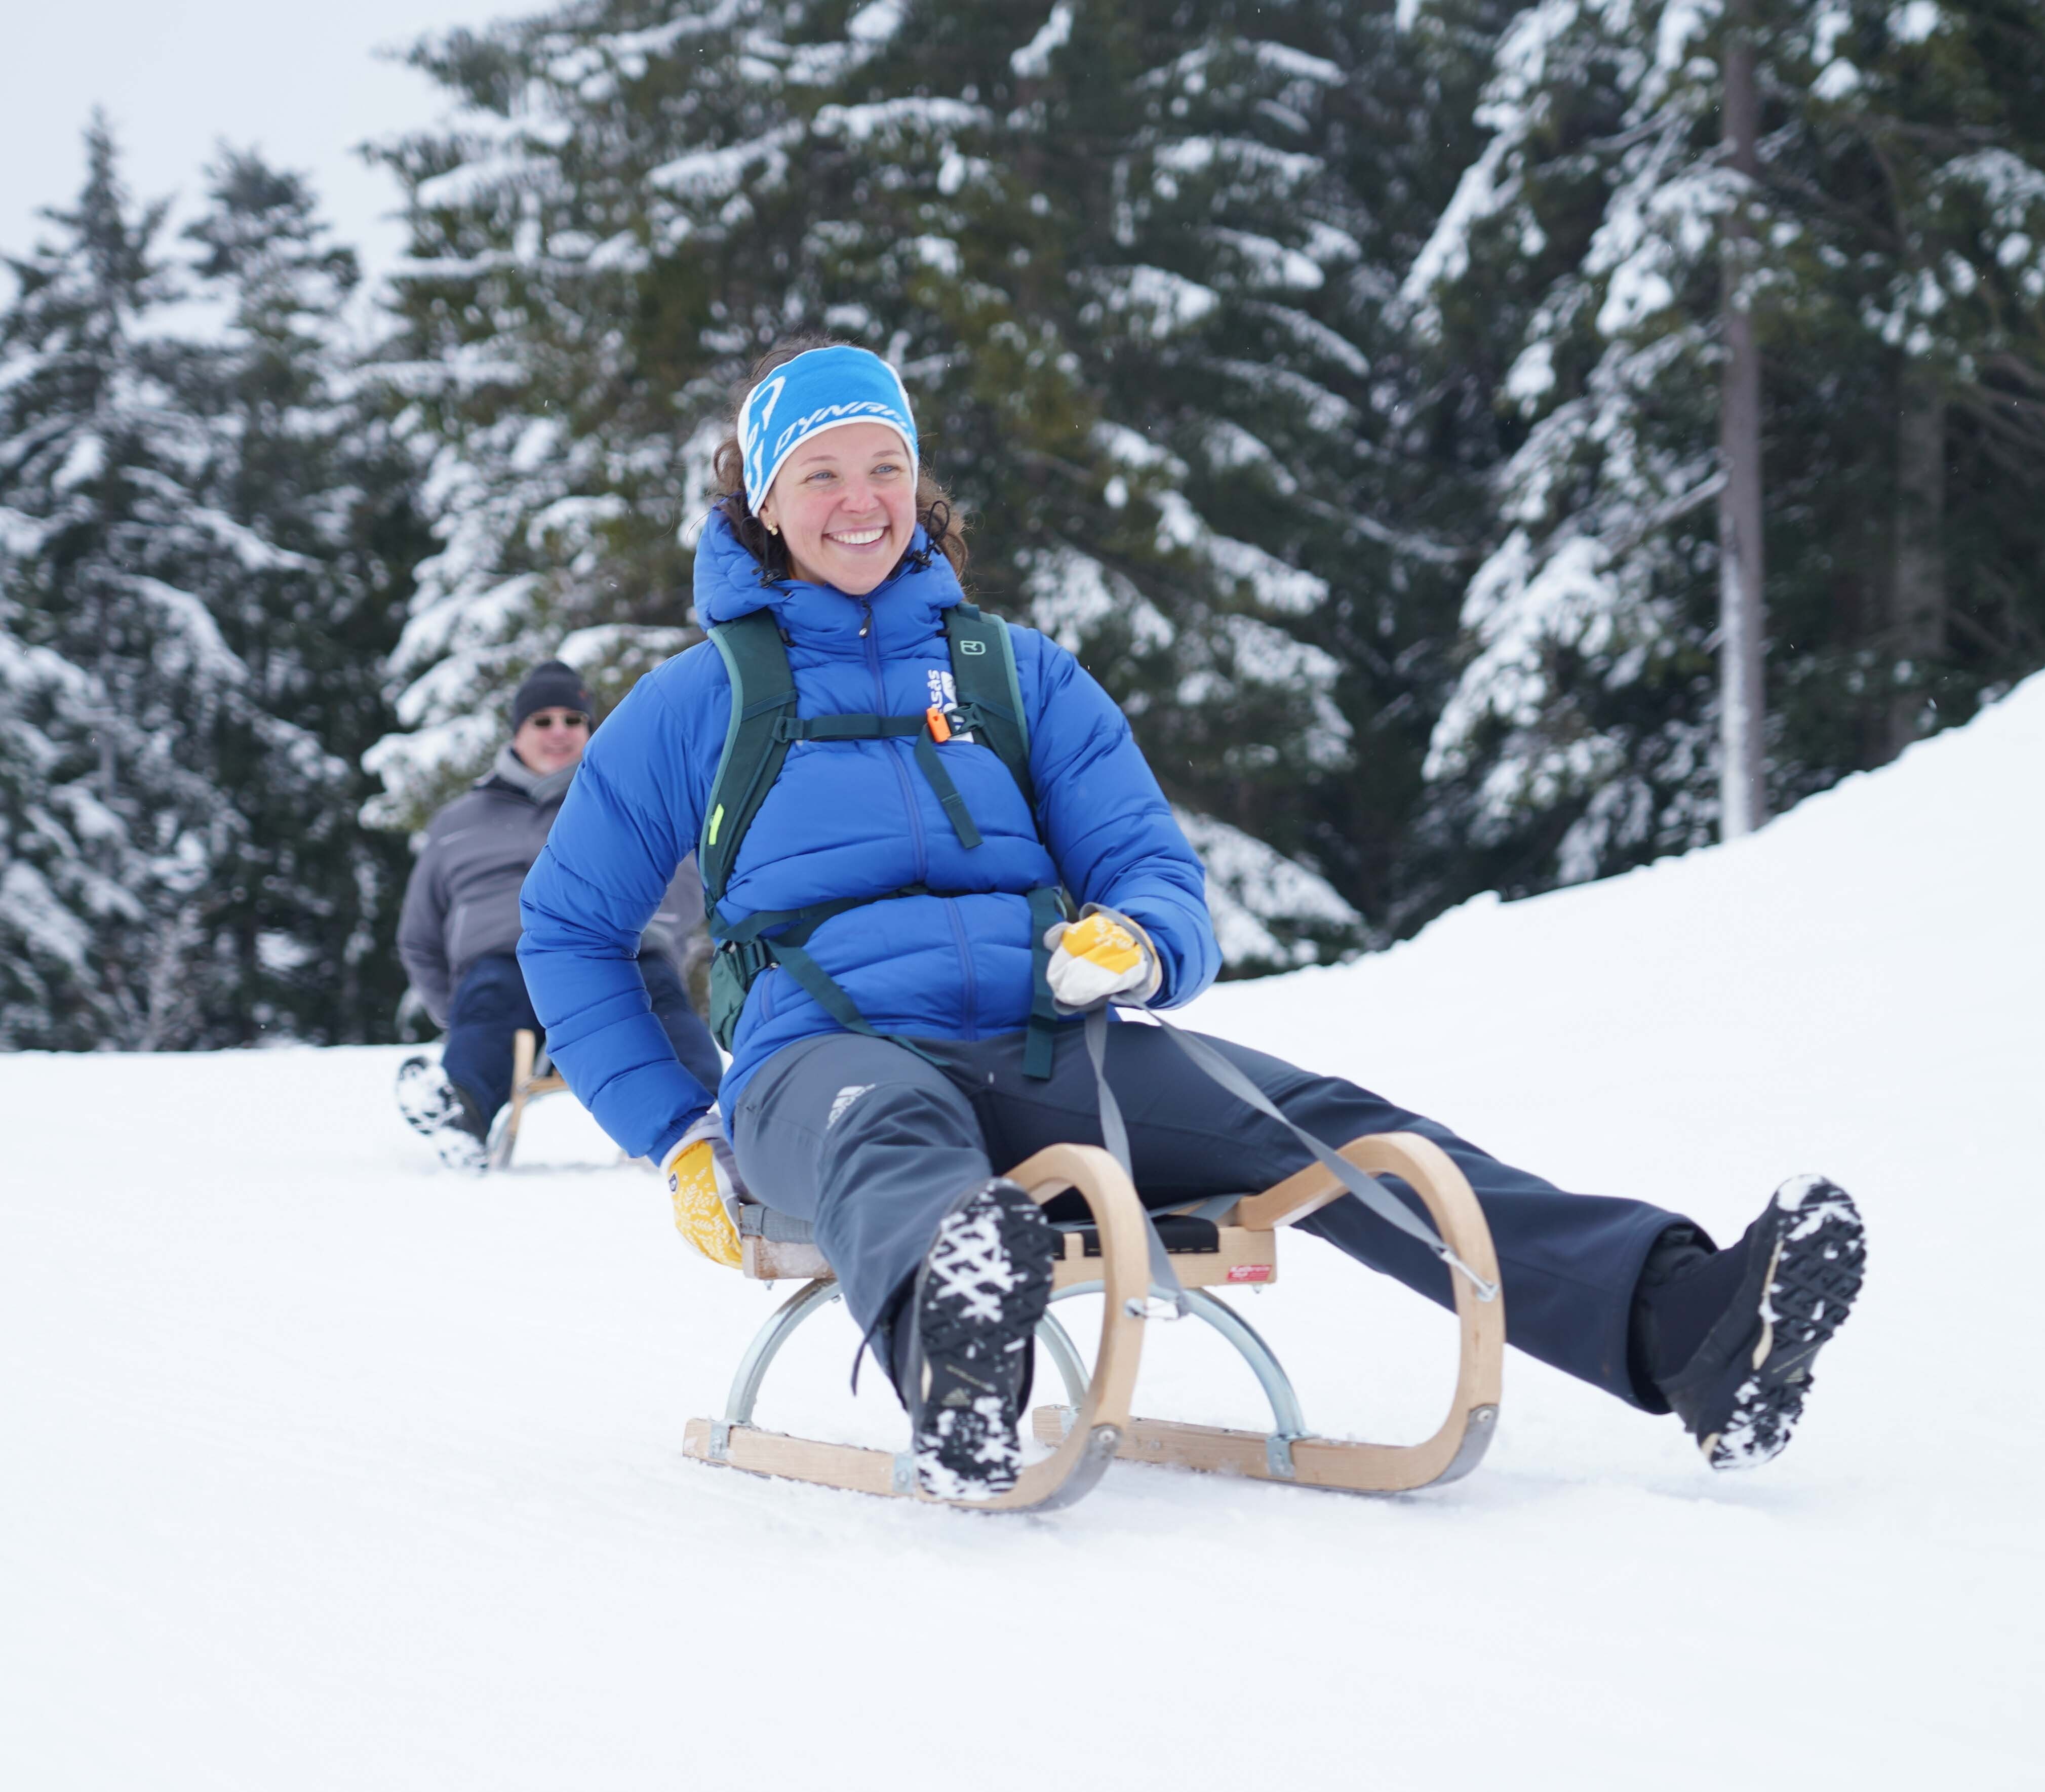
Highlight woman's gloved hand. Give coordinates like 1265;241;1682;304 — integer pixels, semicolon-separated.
662;1112;745;1268
1043;905;1162;1012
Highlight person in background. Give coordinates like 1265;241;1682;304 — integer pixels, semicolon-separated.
395;660;723;1170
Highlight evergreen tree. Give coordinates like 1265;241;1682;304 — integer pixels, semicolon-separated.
365;0;1513;961
1774;0;2045;773
0;122;256;1048
0;565;136;1048
1409;0;2045;893
182;149;428;1043
0;126;426;1048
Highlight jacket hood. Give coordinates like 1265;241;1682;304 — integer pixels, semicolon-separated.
692;506;962;654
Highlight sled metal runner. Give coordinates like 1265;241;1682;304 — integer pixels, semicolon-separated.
681;1131;1505;1510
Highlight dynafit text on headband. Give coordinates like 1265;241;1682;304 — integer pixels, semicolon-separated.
737;344;919;509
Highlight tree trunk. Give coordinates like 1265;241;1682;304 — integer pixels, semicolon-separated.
1887;359;1945;759
1717;15;1768;838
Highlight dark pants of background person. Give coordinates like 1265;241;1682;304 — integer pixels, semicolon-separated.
444;952;724;1123
732;1023;1689;1411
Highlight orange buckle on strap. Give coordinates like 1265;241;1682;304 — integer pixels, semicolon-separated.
925;705;953;743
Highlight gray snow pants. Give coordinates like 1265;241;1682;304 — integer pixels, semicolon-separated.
731;1024;1686;1408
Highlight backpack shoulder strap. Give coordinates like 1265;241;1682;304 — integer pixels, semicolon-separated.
945;603;1035;814
700;609;798;905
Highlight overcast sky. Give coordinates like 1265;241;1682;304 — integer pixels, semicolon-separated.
1;1;503;296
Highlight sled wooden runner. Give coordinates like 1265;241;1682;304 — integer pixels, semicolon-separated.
1031;1132;1505;1493
682;1129;1505;1510
682;1142;1151;1511
491;1028;568;1169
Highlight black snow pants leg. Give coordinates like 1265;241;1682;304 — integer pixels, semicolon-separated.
731;1023;1686;1409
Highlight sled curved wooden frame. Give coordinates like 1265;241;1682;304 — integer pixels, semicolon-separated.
1035;1131;1505;1494
681;1131;1505;1509
683;1142;1150;1511
491;1029;568;1169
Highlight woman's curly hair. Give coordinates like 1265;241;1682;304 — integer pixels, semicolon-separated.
710;332;968;580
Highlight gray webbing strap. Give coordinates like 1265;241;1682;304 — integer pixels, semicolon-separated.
1149;1016;1499;1302
1161;1192;1247;1223
737;1202;818;1245
1083;1007;1187;1318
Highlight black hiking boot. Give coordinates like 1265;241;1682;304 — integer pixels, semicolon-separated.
1650;1176;1866;1470
907;1177;1057;1502
395;1054;490;1174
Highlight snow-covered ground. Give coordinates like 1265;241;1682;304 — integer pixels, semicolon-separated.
7;682;2041;1790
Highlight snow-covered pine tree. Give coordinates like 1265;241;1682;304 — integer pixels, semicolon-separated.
366;0;1511;964
180;150;430;1042
0;123;260;1048
996;0;1509;943
1776;1;2045;769
0;566;134;1049
1407;0;1744;891
1408;0;2045;893
0;125;423;1048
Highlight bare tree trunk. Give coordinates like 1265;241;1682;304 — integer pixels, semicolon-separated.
1888;358;1946;758
1717;13;1768;838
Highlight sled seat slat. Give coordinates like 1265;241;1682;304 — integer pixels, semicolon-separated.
1052;1225;1278;1290
734;1205;1279;1289
741;1235;834;1281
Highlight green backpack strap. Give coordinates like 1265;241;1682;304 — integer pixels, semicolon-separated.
947;603;1070;1078
943;603;1035;815
697;598;1067;1074
699;609;797;906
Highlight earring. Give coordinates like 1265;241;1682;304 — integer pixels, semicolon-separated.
764;520;779;536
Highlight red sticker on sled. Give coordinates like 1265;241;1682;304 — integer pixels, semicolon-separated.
1227;1264;1273;1283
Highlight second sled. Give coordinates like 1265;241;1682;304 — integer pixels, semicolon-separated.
489;1028;569;1169
680;1129;1505;1511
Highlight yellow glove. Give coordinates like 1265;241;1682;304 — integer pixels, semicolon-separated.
1043;905;1163;1011
663;1115;742;1268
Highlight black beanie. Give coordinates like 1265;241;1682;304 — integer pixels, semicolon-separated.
511;661;594;731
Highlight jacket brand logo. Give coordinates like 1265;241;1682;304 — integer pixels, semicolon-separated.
927;668;974;742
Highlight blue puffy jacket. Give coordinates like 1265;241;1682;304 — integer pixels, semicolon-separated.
518;510;1222;1162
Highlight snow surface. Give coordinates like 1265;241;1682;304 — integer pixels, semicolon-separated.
7;679;2043;1787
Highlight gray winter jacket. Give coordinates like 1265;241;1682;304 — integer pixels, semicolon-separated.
397;745;703;1027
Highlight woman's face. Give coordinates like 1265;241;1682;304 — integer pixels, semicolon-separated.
755;420;917;596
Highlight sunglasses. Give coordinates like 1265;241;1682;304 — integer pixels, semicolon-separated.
525;712;591;731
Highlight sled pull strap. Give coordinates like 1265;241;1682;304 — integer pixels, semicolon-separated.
1084;1007;1187;1319
1152;1017;1500;1302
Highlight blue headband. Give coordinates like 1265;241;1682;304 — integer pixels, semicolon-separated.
738;345;919;509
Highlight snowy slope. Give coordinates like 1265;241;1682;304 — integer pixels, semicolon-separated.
6;682;2042;1790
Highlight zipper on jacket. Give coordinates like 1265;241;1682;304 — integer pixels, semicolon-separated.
944;899;978;1036
865;614;928;882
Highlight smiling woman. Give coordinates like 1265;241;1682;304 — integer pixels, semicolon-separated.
709;334;967;585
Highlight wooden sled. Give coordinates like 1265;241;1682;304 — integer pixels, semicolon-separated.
488;1028;568;1169
681;1131;1505;1511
